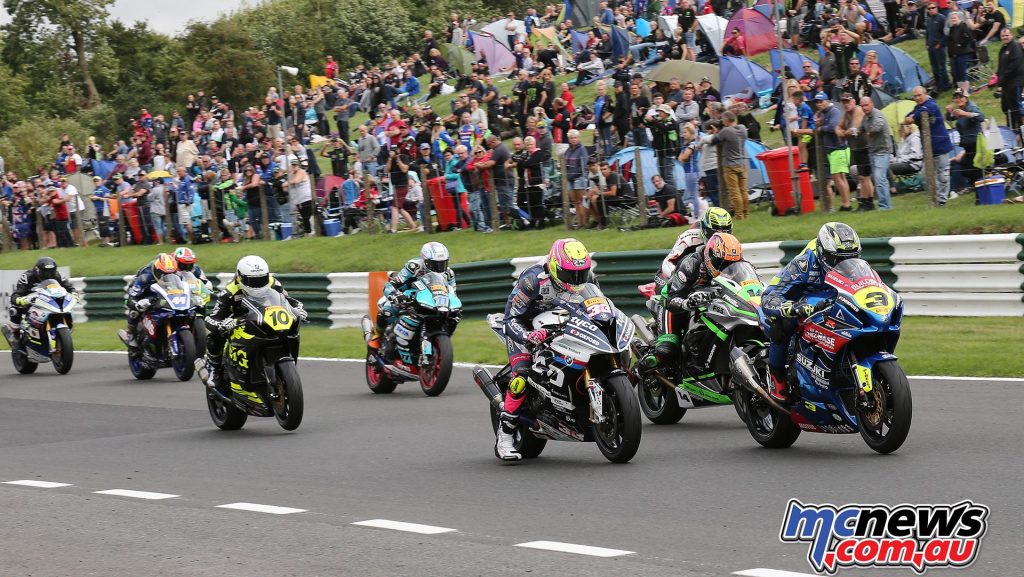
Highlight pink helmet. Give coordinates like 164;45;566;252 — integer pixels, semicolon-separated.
547;238;592;291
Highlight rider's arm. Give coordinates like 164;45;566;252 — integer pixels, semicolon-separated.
664;254;702;302
762;251;814;319
56;273;80;297
11;272;34;300
503;267;542;345
384;260;419;297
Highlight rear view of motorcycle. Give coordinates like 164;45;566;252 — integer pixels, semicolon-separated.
474;284;642;463
1;280;77;375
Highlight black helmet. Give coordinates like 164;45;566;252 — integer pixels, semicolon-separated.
34;257;58;281
815;222;861;272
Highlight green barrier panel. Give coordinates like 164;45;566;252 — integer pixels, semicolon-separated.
451;259;516;284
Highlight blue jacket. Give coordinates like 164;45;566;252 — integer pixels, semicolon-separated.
403;76;421;96
819;104;846;152
175;176;195;206
910;98;953;155
762;240;827;322
949;101;984;142
926;13;947;47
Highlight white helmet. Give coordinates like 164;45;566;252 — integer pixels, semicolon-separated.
235;255;271;295
420;242;450;273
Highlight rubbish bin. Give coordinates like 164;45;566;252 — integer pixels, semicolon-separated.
756;146;814;215
427;176;470;231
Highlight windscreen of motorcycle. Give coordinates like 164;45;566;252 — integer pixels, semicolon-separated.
33;281;69;313
415;271;458;311
713;261;765;307
824;259;896;318
242;290;295;333
154;275;191;311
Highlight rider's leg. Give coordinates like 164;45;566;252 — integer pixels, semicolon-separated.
496;341;532;461
766;318;796;401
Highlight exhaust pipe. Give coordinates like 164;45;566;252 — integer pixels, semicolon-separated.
630;314;656;345
729;348;788;413
360;316;374;344
473;365;504;411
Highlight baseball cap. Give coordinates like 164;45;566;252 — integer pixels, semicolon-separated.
92;176;102;182
813;92;830;101
700;76;711;84
112;173;123;180
657;104;673;115
419;143;431;149
839;92;854;101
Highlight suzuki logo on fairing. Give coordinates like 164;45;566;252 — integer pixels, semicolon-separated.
796;354;829;384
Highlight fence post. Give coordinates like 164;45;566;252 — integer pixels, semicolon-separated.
419;166;432;234
75;199;87;247
362;171;376;234
1;208;11;252
206;192;221;244
312;178;323;237
485;166;500;232
559;152;572;230
117;194;127;247
921;111;936;207
634;148;648;228
716;140;729;214
162;188;171;244
258;185;270;240
815;128;831;213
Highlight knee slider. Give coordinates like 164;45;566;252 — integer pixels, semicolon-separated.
508;375;527;396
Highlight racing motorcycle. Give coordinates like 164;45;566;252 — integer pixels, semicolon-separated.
362;271;462;397
199;288;304;431
731;258;913;454
182;271;212;357
118;274;198;381
473;284;642;463
631;260;768;424
2;281;77;375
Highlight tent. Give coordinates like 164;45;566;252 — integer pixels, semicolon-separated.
472;33;517;75
609;25;631;60
646;59;720;87
997;0;1024;27
531;27;572;61
881;99;917;141
570;29;589;53
745;140;770;189
564;0;602;27
696;14;728;55
871;87;898;109
607;146;660;196
720;56;774;98
752;0;780;19
726;9;776;56
658;14;678;35
769;49;818;81
481;18;525;49
444;43;476;76
857;43;930;94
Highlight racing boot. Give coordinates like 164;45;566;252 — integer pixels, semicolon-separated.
203;354;227;394
767;365;789;403
494;411;522;461
118;323;139;348
367;326;382;350
641;334;680;370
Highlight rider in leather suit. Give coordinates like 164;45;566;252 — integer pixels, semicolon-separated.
8;257;80;331
654;207;733;293
495;238;596;461
122;253;178;347
761;222;862;401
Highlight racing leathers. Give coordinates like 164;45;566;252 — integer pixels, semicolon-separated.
373;258;456;361
203;276;306;388
655;228;704;293
761;240;826;386
8;269;79;329
645;251;717;369
124;262;172;345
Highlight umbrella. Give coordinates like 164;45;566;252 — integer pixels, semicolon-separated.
147;170;172;180
697;14;728;55
769;49;818;82
646;59;720;87
726;8;776;56
635;18;652;38
881;100;917;141
719;56;774;98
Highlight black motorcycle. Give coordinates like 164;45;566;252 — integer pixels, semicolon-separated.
200;289;304;431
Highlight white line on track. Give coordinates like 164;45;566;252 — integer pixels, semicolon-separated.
3;480;72;488
514;541;635;557
216;502;306;515
93;489;180;500
733;568;821;577
351;519;456;534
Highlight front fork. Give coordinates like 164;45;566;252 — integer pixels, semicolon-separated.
583;367;606;424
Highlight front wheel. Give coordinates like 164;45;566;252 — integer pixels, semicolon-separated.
51;327;74;375
12;348;37;374
272;361;304;431
857;360;913;454
171;328;197;381
419;334;453;397
206;390;247;430
595;374;643;463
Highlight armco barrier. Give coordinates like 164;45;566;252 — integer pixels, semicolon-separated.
74;234;1024;323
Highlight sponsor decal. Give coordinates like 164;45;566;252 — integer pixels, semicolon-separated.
850;277;883;292
780;500;989;574
803;325;847;353
796;353;829;386
566;327;602;348
567;316;598;331
796;257;809;273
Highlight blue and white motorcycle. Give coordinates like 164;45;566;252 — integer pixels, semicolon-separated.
2;281;78;374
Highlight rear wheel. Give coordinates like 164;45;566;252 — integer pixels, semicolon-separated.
206;390;247;430
856;360;913;454
419;334;453;397
128;350;155;380
636;373;686;424
171;328;196;381
272;361;304;431
193;319;208;358
52;327;74;375
595;374;643;463
490;403;547;459
743;389;801;448
12;348;37;374
366;351;398;394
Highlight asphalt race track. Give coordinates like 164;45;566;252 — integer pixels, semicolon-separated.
0;352;1019;577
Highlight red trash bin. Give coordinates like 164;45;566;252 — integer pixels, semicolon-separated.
756;146;815;215
427;176;470;231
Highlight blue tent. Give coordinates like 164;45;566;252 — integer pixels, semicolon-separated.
745;140;770;188
769;49;818;83
607;146;660;196
720;56;774;99
571;29;588;53
857;43;930;94
609;25;630;60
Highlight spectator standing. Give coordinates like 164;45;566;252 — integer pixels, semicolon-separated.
904;86;953;206
444;147;472;230
699;120;720;207
945;89;985;195
484;135;514;228
996;27;1024;129
677;123;701;217
702;111;749;219
465;145;494;232
946;12;978;96
563;130;590;228
926;3;952;92
837;93;874;210
357;125;380;178
860;97;894;210
515;136;550;229
288;158;314;235
815;92;853;211
325;56;338;79
89;175;113;245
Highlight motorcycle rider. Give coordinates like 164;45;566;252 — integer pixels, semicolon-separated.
201;255;307;391
369;242;454;359
496;238;595;461
761;222;862;402
120;253;178;348
172;247;212;289
7;257;80;334
655;207;733;292
641;232;744;370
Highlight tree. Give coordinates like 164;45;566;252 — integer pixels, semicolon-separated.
1;0;114;107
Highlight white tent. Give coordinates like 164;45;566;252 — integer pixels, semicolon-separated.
697;14;728;55
482;18;526;50
658;14;678;35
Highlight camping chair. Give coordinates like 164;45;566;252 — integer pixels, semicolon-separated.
967;58;996;92
601;181;644;230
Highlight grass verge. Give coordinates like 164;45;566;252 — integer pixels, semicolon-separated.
3;317;1019;378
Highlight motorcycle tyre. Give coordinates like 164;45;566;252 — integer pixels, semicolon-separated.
128;350;156;380
273;361;304;431
52;327;74;375
857;360;912;454
206;390;247;430
637;374;686;424
171;328;197;382
595;374;642;463
743;389;801;449
419;334;453;397
12;348;37;374
365;351;398;394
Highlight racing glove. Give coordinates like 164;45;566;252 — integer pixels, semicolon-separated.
294;305;309;322
526;329;548;345
686;292;711;309
206;317;237;333
133;298;151;312
14;296;30;307
781;301;815;319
